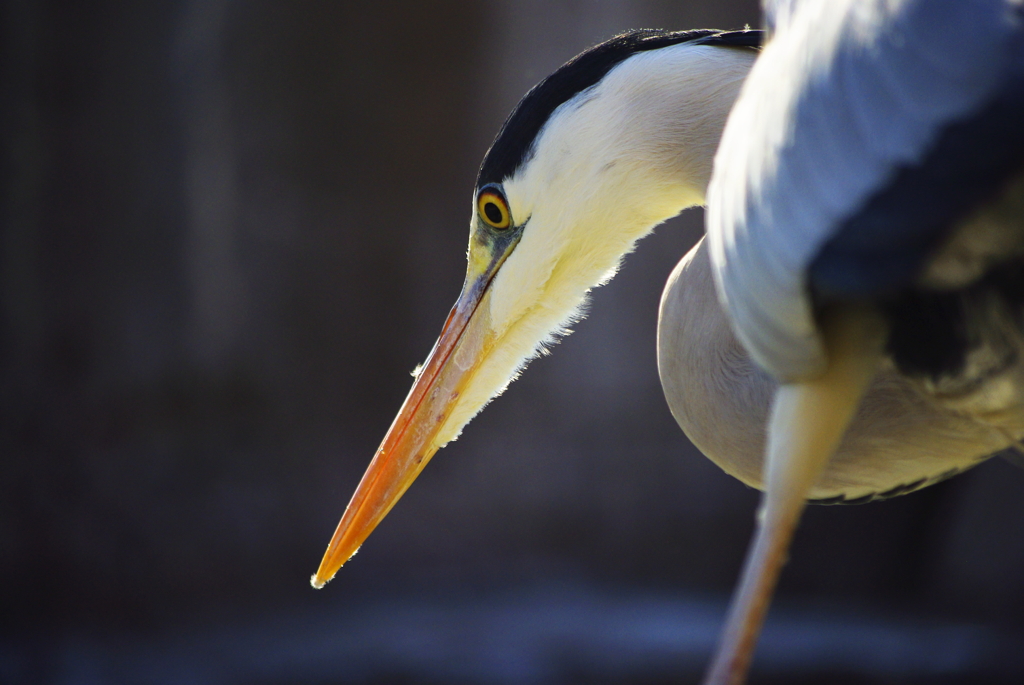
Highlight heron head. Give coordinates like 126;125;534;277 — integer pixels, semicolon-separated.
312;30;756;587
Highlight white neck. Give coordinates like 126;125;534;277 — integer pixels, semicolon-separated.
436;43;756;446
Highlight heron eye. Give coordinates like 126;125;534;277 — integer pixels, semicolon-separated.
477;189;511;230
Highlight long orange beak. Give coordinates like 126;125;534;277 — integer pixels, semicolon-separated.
311;250;505;588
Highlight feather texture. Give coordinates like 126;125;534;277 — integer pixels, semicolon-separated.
708;0;1024;382
435;42;756;446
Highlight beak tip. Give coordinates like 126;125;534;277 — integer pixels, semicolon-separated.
310;544;360;590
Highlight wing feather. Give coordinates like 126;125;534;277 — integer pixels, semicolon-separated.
709;0;1024;381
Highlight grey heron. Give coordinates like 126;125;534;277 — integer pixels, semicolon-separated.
312;4;1024;683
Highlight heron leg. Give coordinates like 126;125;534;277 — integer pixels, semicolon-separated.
703;304;887;685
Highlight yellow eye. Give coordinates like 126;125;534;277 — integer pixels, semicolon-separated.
477;188;511;230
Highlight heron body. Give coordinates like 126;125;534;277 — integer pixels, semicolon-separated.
313;6;1024;685
659;237;1009;502
703;1;1024;682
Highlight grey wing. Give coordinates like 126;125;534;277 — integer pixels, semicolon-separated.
707;0;1024;382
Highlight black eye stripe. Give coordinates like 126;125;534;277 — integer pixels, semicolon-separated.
476;29;762;187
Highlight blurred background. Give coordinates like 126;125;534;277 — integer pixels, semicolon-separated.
3;1;1024;683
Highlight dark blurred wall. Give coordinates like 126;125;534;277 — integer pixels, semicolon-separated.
3;1;1024;683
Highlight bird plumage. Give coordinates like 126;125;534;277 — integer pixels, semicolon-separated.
478;29;761;187
659;237;1005;503
439;35;759;451
315;7;1022;684
703;1;1024;681
708;0;1024;385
